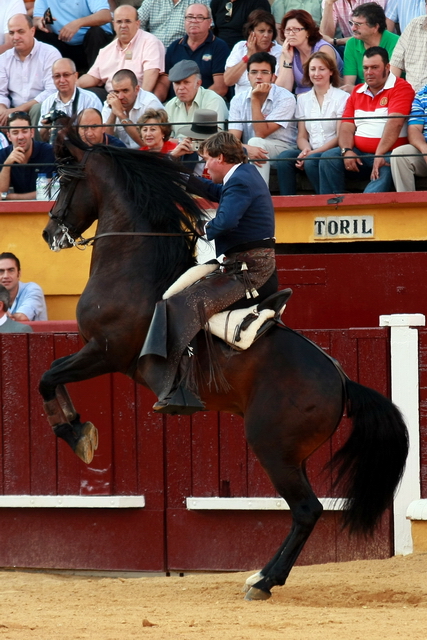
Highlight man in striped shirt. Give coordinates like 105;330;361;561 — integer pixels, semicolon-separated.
319;46;414;194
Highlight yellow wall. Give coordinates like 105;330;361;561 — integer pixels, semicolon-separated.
3;194;427;319
1;202;95;320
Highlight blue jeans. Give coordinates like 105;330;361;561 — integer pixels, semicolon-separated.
276;149;323;195
318;146;394;194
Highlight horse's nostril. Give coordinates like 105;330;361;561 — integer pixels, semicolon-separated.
42;230;49;244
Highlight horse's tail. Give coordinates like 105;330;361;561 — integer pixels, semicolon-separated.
331;379;409;535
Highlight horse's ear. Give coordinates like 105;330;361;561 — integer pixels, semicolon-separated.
64;138;86;162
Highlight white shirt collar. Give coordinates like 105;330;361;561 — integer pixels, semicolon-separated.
223;163;242;184
356;71;397;96
0;314;8;326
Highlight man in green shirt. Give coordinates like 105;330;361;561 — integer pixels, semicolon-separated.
342;2;399;92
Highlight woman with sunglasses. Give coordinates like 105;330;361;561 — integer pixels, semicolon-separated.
224;9;282;95
211;0;272;50
276;52;348;195
275;9;343;95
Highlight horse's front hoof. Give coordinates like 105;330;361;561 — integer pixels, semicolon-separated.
74;422;98;464
242;571;263;593
244;586;272;601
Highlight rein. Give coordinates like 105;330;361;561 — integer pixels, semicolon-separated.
49;148;200;251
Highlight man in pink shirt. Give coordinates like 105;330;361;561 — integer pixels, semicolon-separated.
78;4;164;98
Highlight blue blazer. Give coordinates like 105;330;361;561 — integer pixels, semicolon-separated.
201;163;275;256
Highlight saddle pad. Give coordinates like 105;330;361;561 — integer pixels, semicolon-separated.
163;261;220;299
208;307;275;351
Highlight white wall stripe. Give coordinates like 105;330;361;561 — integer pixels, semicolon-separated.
0;495;145;508
186;497;346;511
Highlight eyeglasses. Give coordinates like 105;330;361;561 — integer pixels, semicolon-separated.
248;70;272;75
185;15;210;22
7;110;30;122
224;1;233;22
52;72;75;80
348;20;368;27
283;27;306;35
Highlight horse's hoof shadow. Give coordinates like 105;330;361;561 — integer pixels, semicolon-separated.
74;422;98;464
244;586;272;601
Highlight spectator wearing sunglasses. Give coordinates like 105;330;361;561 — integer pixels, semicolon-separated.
0;13;61;128
32;0;114;74
0;111;55;200
211;0;272;51
138;0;211;48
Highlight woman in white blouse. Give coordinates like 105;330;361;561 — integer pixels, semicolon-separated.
276;52;349;195
223;9;282;96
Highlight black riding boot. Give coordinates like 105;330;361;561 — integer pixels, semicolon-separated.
153;352;205;415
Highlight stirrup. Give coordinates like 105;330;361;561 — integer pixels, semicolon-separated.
153;385;205;416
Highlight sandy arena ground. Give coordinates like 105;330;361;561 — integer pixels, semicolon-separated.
0;553;426;640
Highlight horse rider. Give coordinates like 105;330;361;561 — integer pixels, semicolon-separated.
139;131;278;415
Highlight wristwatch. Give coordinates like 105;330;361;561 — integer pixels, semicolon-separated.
120;118;132;125
341;147;353;156
1;192;7;200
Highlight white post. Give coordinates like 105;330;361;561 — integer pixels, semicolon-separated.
379;313;425;555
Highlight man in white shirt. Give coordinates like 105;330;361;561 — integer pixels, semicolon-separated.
0;0;26;55
0;13;61;127
101;69;163;148
39;58;102;142
228;51;297;184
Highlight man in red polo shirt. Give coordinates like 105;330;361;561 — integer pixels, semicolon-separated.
319;46;414;194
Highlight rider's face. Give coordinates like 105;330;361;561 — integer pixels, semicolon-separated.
203;152;227;183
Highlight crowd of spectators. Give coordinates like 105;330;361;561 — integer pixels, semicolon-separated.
0;0;427;203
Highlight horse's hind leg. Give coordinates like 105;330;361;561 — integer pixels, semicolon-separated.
39;345;114;464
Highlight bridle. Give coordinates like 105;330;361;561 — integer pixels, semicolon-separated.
49;147;200;251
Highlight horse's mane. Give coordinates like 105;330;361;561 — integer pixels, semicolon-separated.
56;126;210;296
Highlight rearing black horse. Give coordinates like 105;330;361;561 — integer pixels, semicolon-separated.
40;132;408;601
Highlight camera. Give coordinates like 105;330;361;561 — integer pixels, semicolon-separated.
42;108;68;124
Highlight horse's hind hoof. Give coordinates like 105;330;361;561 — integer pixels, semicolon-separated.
74;422;98;464
244;586;272;601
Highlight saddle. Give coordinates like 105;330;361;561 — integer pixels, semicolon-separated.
162;262;292;351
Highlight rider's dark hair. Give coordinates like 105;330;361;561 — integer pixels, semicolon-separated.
199;131;247;164
0;252;20;271
352;2;387;33
364;46;389;65
247;51;277;74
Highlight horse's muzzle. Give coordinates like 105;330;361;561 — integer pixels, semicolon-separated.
42;220;73;252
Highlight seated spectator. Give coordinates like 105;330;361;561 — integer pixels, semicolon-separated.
138;0;211;48
211;0;272;50
275;9;342;95
390;15;427;92
101;69;162;148
39;58;103;143
0;112;55;200
0;0;26;55
138;107;219;172
0;13;61;127
229;51;297;184
386;0;426;35
0;252;48;321
78;5;165;99
390;83;427;191
165;60;229;137
33;0;114;74
0;284;32;333
320;0;387;51
273;1;322;40
157;3;229;102
319;47;414;194
224;10;282;95
76;108;126;147
277;51;349;194
0;283;33;332
342;3;398;92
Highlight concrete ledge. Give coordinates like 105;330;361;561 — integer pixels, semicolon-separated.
407;499;427;520
0;495;145;508
186;497;346;511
